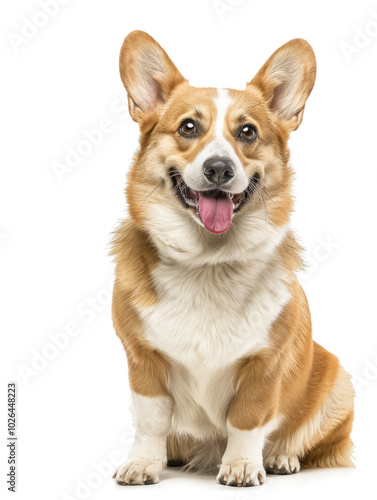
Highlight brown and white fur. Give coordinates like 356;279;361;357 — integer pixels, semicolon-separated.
111;31;354;487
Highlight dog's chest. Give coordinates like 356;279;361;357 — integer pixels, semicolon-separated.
137;259;290;367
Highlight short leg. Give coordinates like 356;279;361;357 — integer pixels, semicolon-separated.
112;284;174;485
265;454;300;475
217;422;266;487
114;393;173;485
218;355;281;487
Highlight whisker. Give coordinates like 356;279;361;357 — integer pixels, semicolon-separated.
139;179;165;207
262;187;279;209
254;186;270;230
169;170;181;178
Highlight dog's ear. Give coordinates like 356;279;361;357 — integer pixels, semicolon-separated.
119;31;186;124
249;39;316;132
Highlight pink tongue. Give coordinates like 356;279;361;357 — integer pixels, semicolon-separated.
198;193;233;234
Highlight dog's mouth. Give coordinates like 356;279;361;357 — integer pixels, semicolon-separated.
169;170;259;234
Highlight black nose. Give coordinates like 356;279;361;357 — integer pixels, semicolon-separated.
203;156;235;185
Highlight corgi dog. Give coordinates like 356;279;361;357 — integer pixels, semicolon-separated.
111;31;354;487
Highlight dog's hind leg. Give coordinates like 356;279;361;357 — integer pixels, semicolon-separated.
264;365;354;474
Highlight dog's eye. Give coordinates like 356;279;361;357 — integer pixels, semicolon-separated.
179;120;198;137
239;124;257;142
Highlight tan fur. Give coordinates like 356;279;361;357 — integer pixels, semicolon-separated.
112;31;354;483
112;283;171;397
111;222;171;397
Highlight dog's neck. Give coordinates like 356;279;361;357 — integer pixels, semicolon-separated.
147;213;290;269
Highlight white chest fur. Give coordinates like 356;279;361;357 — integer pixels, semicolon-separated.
138;257;291;367
136;256;291;436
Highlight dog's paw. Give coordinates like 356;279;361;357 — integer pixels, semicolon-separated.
217;460;266;487
265;455;300;475
113;458;165;485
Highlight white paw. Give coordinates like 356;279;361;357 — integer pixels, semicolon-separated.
217;460;266;487
265;455;300;475
113;457;165;485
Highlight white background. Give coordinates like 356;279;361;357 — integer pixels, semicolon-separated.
1;0;377;499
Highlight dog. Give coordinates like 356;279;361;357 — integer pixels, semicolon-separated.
111;31;354;487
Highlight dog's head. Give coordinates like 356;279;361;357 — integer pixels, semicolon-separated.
119;31;316;263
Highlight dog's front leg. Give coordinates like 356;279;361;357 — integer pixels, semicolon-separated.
217;421;268;487
217;357;279;487
114;392;173;485
112;283;174;486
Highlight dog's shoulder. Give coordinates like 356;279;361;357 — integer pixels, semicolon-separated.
111;219;159;308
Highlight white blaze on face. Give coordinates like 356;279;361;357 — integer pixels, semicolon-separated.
183;88;249;194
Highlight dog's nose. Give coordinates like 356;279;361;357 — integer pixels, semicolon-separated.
203;156;235;185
